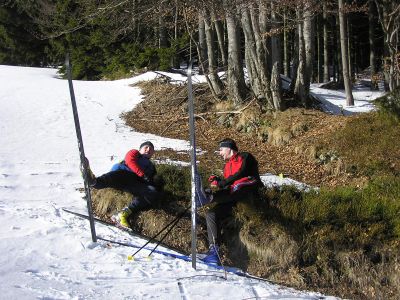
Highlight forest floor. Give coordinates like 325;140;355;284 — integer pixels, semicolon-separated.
123;79;362;189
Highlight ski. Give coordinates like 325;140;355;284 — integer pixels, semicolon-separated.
63;208;261;279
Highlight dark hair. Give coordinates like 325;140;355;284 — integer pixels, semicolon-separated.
219;138;238;151
139;141;155;150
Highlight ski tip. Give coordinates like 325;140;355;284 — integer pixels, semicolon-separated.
127;255;134;261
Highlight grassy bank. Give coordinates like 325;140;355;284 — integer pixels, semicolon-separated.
100;83;400;298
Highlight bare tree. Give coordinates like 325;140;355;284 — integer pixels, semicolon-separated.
294;2;310;106
223;0;247;104
269;0;283;110
323;0;330;82
210;6;228;67
202;8;224;96
198;12;207;73
283;11;291;78
375;0;400;91
338;0;354;106
369;0;377;90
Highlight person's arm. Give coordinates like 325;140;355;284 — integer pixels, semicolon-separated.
124;149;145;177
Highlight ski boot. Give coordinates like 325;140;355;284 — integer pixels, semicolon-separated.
81;157;96;186
112;207;132;228
201;244;221;265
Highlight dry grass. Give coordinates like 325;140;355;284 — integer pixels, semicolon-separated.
91;188;132;218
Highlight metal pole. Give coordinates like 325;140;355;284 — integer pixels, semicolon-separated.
66;54;97;242
187;60;197;269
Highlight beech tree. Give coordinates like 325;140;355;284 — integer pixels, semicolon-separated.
339;0;354;106
375;0;400;91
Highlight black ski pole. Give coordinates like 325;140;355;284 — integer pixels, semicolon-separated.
66;54;97;242
130;206;189;258
148;210;186;257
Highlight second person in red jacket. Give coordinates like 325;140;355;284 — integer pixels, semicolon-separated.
201;138;263;265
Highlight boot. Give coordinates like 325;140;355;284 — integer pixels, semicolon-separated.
81;157;96;186
112;207;132;228
201;244;221;265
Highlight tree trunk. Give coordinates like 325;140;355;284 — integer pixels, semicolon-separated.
347;17;353;81
198;13;207;74
304;0;315;86
317;17;323;82
211;9;227;67
374;0;400;91
323;1;330;82
159;4;167;48
223;0;247;104
283;12;291;78
174;0;179;40
203;10;224;96
294;7;308;106
335;14;343;84
259;4;272;74
290;23;299;92
369;0;377;90
270;1;283;108
338;0;354;106
241;8;261;97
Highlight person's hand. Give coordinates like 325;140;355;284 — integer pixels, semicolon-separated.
208;175;219;183
142;175;152;184
208;175;220;188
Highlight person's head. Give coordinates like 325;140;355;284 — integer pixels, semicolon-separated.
218;138;238;160
139;141;155;158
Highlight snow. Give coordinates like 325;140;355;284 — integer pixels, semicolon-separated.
0;64;383;299
310;82;384;116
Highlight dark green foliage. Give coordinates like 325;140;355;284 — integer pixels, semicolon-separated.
272;176;400;244
326;108;400;177
0;5;50;66
156;164;192;201
2;1;188;79
134;48;159;70
374;86;400;121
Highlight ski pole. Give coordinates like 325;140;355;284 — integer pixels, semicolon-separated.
129;206;189;258
148;210;186;257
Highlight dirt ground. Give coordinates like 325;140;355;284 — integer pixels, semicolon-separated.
123;79;357;188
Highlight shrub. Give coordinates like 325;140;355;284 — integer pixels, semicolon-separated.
374;87;400;121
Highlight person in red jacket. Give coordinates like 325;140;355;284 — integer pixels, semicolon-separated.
84;141;159;227
201;138;263;265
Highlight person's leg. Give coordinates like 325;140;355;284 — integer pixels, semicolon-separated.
203;187;259;264
116;182;159;227
126;181;159;209
203;199;236;265
93;170;138;190
205;200;236;246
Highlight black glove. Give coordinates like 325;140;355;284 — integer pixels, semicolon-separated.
142;175;153;184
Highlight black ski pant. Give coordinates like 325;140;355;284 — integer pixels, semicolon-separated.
205;186;257;246
93;170;158;211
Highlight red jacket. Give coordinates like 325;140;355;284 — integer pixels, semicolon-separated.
124;149;156;179
218;152;262;193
